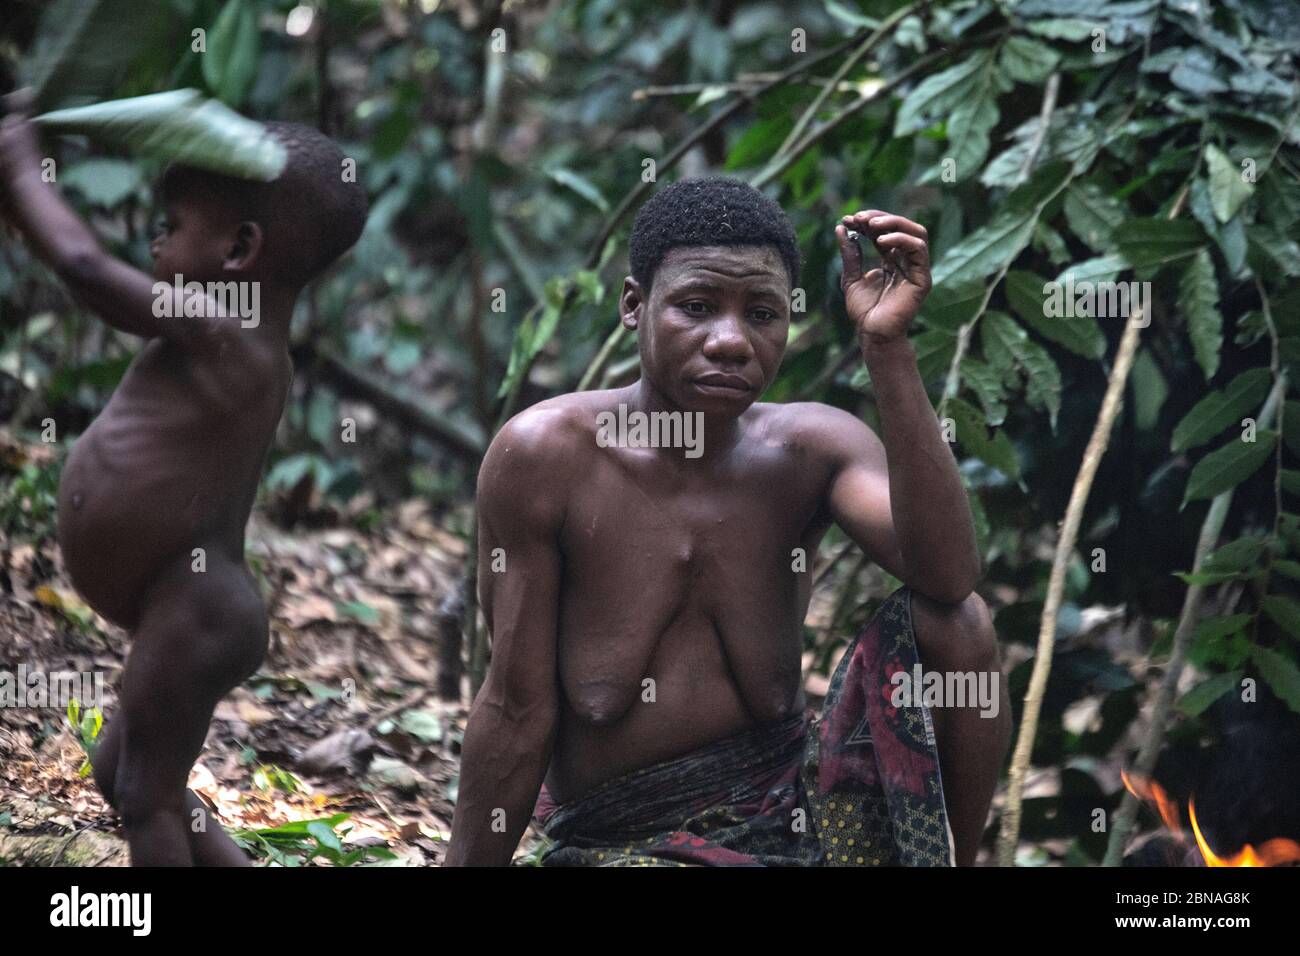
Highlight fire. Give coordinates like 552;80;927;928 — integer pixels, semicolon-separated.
1122;770;1300;867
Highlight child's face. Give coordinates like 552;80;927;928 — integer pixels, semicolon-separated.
149;193;243;283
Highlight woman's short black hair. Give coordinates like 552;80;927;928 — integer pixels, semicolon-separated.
628;176;801;294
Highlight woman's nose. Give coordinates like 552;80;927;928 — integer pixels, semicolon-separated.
701;314;753;363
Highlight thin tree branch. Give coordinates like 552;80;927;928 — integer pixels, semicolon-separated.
997;185;1191;866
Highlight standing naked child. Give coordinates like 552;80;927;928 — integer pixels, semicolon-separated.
0;94;367;865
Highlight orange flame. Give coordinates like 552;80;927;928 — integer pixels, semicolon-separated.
1121;770;1183;834
1188;799;1300;867
1123;771;1300;867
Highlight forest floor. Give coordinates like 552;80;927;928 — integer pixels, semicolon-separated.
0;430;496;866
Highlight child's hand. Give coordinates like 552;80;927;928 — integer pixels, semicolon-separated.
836;210;932;348
0;91;45;194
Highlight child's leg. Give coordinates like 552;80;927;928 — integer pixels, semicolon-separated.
93;719;254;866
910;591;1012;866
105;551;268;866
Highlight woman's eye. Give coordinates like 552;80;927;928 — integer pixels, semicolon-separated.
683;300;710;315
751;309;776;322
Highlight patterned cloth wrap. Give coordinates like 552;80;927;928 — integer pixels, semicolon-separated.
532;586;955;866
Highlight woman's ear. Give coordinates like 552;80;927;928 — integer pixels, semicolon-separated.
620;277;643;331
223;221;264;272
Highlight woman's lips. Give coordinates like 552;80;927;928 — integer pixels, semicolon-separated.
694;374;751;393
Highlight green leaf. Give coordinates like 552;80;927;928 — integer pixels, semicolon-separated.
999;35;1060;84
1271;560;1300;582
983;311;1061;428
1169;46;1228;96
1195;613;1253;642
547;168;610;213
1205;144;1255;224
942;79;1001;181
1178;671;1242;717
396;709;445;744
22;0;175;108
1063;182;1126;251
1282;468;1300;497
306;821;344;852
947;396;1021;481
1130;347;1167;432
913;330;958;384
1179;249;1222;380
1054;256;1123;287
1114;218;1205;273
894;53;990;136
823;0;879;30
34;89;287;181
1251;645;1300;713
1182;430;1276;505
726;115;792;170
1171;368;1272;452
959;358;1008;426
932;162;1071;287
1004;270;1106;359
920;280;984;333
932;56;1013;182
336;601;379;625
203;0;260;106
1201;534;1270;574
496;272;588;400
1025;18;1095;42
1262;595;1300;638
58;158;143;208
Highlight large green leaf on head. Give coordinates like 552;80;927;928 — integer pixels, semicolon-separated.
33;90;287;182
21;0;178;109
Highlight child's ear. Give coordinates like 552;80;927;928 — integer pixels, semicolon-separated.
223;221;264;272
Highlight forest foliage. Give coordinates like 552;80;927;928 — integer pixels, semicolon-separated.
1;0;1298;864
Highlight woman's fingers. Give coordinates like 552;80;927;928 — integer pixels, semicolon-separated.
844;211;928;241
835;223;865;285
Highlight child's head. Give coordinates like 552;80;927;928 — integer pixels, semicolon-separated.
154;121;368;288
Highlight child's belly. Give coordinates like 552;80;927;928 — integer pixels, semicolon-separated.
57;415;228;628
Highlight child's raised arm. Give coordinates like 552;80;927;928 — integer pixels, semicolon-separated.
0;94;214;344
